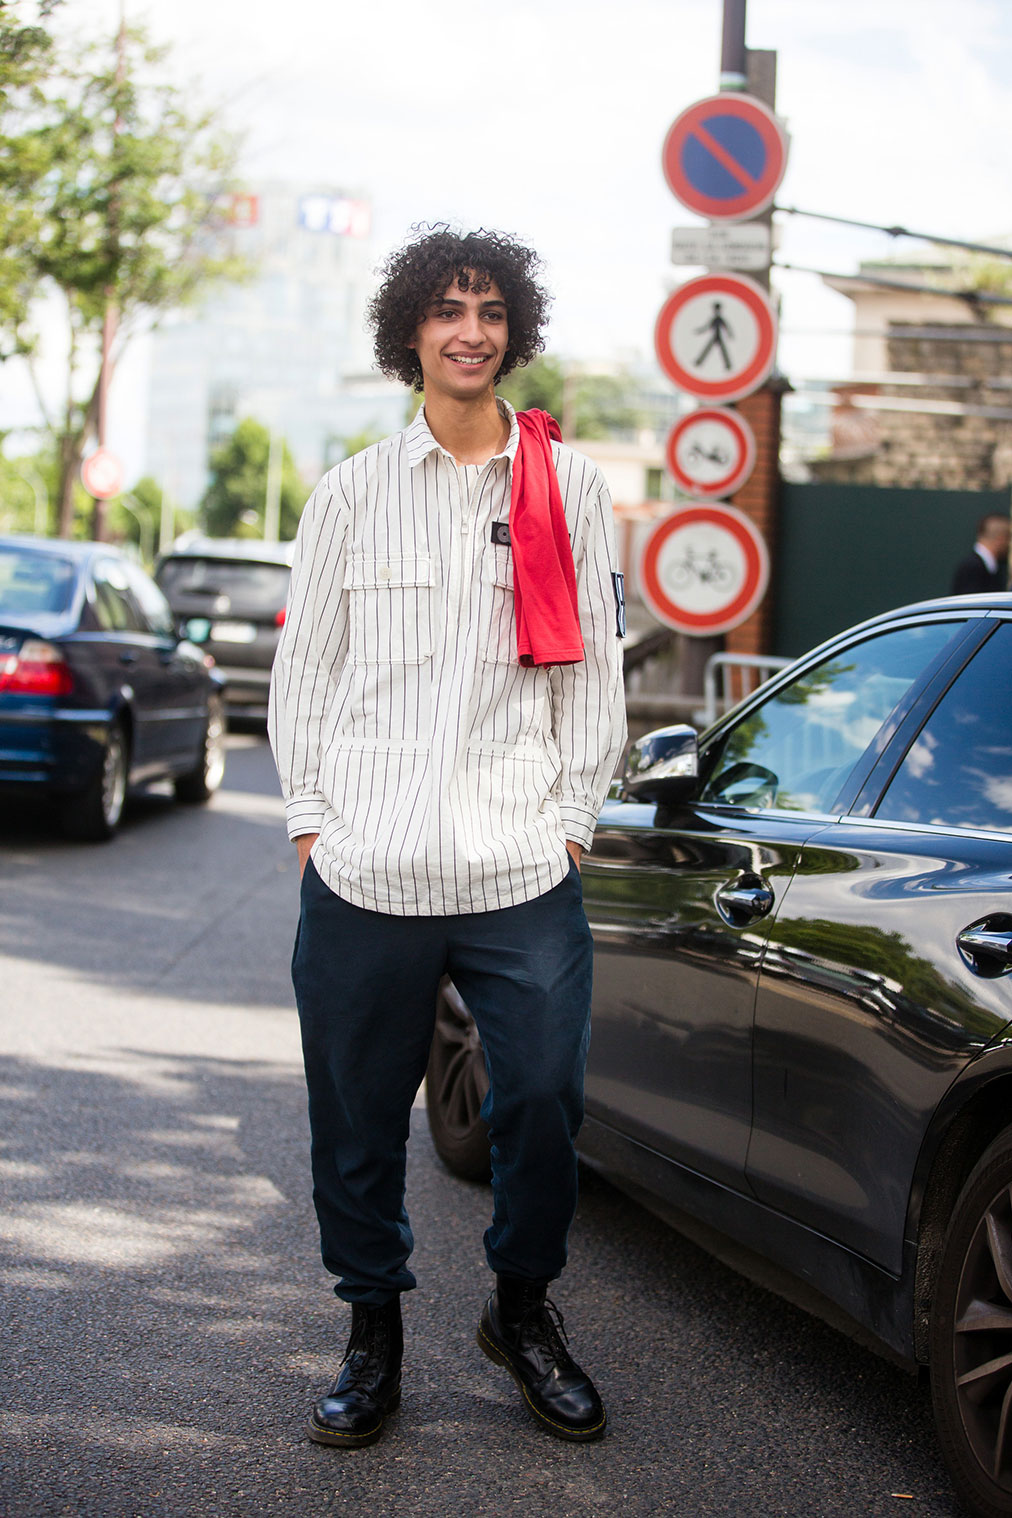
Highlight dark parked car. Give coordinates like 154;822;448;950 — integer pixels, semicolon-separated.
0;535;225;840
154;537;294;716
427;591;1012;1517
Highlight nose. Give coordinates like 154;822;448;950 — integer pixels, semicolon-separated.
458;309;484;345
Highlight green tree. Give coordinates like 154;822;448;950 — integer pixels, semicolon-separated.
0;1;60;352
200;418;307;540
499;355;645;440
0;13;248;536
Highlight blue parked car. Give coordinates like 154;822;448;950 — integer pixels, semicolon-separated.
0;536;226;840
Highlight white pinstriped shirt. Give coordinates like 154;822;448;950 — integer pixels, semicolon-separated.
268;400;626;916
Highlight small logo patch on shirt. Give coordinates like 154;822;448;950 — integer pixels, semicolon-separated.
490;521;511;547
612;571;627;638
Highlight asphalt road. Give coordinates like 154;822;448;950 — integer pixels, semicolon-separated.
0;735;963;1517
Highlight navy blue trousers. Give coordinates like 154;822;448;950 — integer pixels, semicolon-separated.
292;857;594;1305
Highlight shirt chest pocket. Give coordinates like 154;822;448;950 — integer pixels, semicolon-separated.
481;550;515;664
344;555;436;663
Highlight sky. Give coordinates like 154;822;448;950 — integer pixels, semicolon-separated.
6;0;1012;481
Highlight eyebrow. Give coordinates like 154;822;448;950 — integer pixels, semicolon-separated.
428;297;507;312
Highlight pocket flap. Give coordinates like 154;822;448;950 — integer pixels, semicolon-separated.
345;555;435;590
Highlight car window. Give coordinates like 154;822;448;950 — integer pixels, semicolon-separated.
92;560;143;633
122;560;175;638
156;556;291;617
699;622;961;814
0;546;77;615
875;622;1012;833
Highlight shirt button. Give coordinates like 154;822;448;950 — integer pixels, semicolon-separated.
460;520;470;535
379;565;392;580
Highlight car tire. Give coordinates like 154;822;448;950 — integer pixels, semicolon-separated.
60;719;128;842
930;1128;1012;1517
174;695;226;804
425;979;491;1182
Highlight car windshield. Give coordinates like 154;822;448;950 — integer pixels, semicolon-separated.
0;546;77;616
157;556;290;615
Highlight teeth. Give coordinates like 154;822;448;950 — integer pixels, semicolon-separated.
450;356;486;365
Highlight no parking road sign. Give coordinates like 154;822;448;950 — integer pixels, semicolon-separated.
662;93;788;222
639;503;769;636
665;408;756;499
655;273;777;403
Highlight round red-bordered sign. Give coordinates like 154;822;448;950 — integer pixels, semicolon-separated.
639;503;769;636
655;273;777;403
662;93;788;222
665;407;756;498
80;447;125;501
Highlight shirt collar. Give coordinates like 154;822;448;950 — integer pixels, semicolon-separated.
403;397;519;469
976;542;998;574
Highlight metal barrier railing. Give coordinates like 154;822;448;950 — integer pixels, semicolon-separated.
700;652;793;729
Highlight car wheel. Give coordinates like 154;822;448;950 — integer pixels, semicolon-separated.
930;1128;1012;1517
174;695;226;804
425;978;491;1182
60;719;128;842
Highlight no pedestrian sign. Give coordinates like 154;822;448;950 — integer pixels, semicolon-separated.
654;273;777;403
662;93;788;222
639;503;770;636
665;408;756;499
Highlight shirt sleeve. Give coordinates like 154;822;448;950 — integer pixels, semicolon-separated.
267;473;350;841
549;469;627;853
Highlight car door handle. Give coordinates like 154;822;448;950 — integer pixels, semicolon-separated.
957;926;1012;975
716;877;775;925
118;650;139;666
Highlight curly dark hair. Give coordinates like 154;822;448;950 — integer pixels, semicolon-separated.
367;225;552;392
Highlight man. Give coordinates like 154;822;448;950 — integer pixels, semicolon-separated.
951;513;1011;594
269;227;626;1449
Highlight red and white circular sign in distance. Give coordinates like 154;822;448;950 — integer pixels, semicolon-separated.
665;407;756;498
655;273;777;403
80;447;125;501
639;503;770;636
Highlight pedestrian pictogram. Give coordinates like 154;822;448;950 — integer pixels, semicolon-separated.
662;93;788;222
639;503;769;636
654;273;777;403
80;448;125;501
665;408;756;499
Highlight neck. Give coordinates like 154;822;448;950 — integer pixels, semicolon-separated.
422;391;508;465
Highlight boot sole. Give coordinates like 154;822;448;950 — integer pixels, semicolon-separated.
306;1389;401;1448
477;1322;607;1443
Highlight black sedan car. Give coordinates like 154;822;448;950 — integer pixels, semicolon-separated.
0;536;225;840
154;537;294;717
427;591;1012;1518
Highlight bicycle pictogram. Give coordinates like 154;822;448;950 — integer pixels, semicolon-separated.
669;546;734;590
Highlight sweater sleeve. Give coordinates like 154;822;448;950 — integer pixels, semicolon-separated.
549;465;627;852
267;473;350;840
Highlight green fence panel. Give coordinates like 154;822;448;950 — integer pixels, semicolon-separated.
773;484;1009;657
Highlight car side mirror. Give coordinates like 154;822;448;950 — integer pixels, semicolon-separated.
624;724;699;805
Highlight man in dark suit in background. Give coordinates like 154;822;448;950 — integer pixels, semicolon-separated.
951;513;1011;594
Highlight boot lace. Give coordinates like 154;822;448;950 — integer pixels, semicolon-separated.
518;1296;576;1365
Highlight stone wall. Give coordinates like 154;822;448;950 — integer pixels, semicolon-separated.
811;323;1012;492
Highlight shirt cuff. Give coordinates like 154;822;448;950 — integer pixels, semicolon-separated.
285;796;327;841
559;802;599;853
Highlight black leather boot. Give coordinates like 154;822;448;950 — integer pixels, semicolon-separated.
477;1275;606;1441
308;1298;403;1447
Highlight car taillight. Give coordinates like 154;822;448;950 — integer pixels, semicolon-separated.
274;607;286;627
0;639;74;696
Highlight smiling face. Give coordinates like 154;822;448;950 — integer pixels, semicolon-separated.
408;272;509;404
